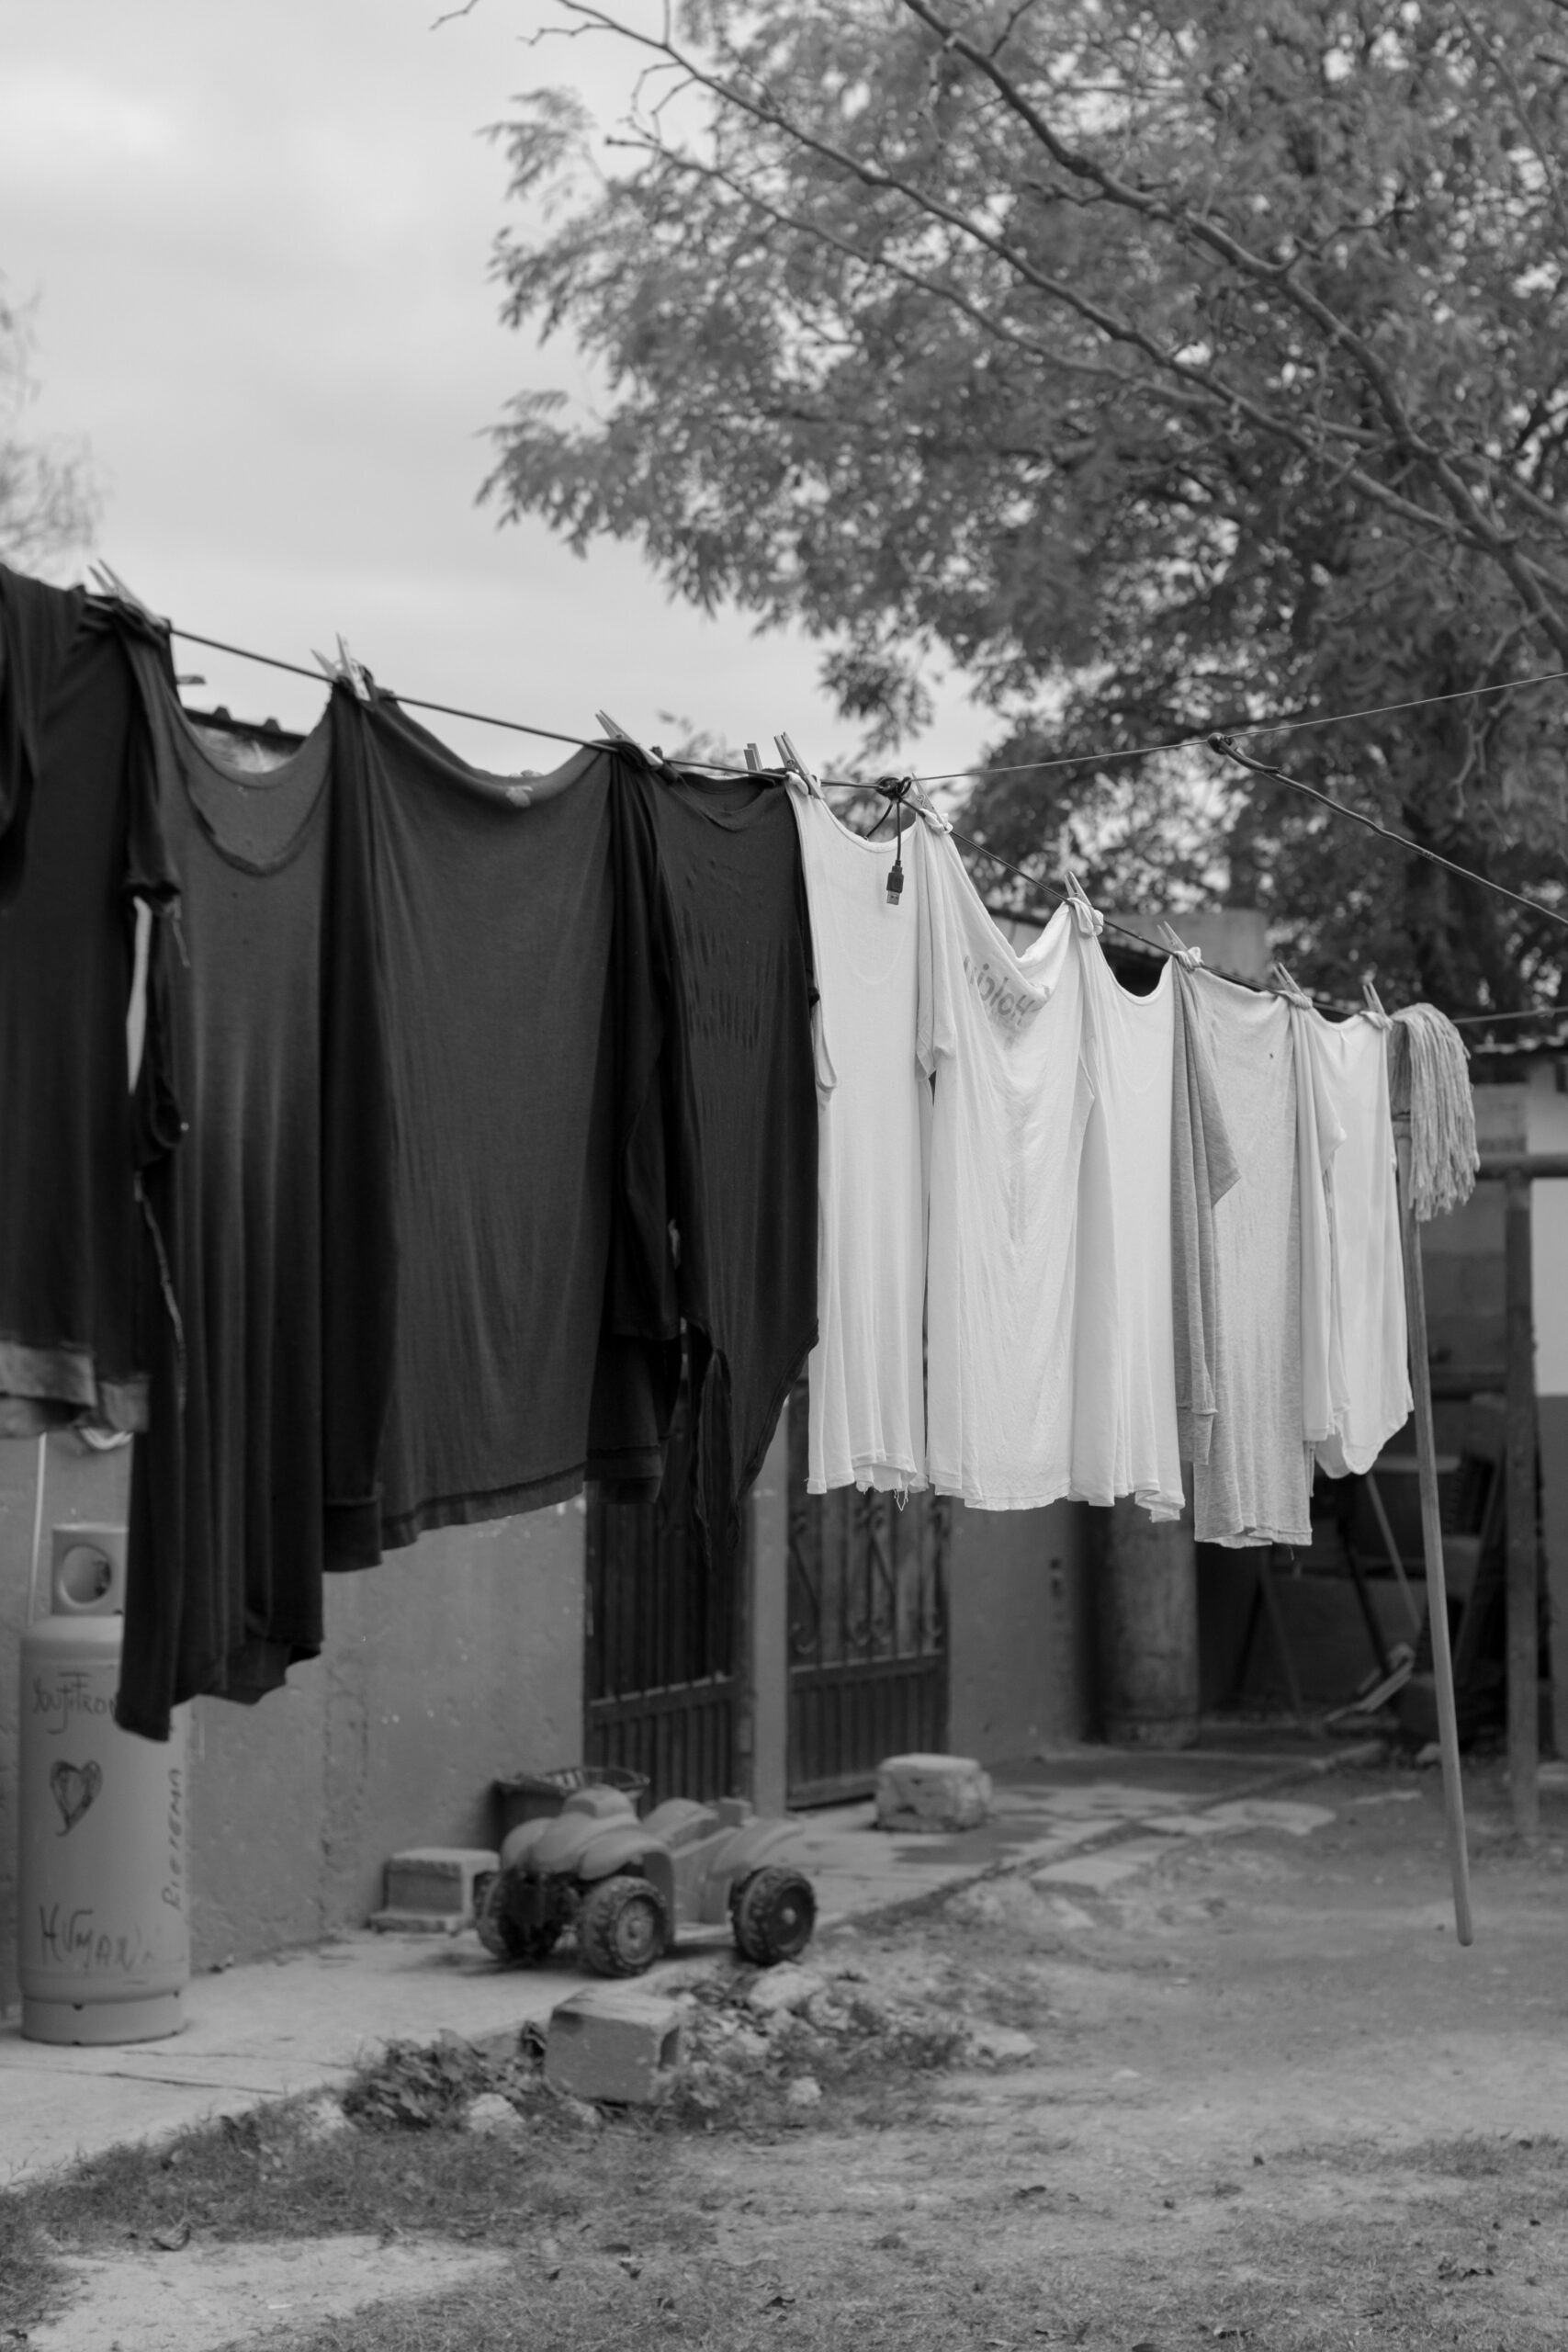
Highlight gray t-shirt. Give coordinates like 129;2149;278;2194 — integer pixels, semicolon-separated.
1178;967;1314;1548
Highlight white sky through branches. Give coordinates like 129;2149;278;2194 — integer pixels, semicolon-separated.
2;0;981;773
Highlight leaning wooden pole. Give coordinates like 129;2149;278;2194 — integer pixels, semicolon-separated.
1391;1101;1474;1946
1504;1170;1540;1840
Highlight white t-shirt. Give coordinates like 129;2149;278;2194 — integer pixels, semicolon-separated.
1071;935;1184;1520
789;783;931;1493
1301;1009;1411;1476
919;835;1091;1508
1188;972;1314;1547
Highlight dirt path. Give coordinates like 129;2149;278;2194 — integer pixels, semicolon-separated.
17;1755;1568;2352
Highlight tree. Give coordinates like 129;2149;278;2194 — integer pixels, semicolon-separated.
0;291;97;577
483;1;1568;1011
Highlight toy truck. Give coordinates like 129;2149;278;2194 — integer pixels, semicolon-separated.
476;1785;816;1977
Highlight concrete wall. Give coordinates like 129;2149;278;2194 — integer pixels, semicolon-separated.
1;1430;585;2014
946;1498;1098;1759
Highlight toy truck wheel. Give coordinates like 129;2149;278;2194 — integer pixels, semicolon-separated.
475;1871;561;1966
730;1866;816;1966
577;1873;671;1977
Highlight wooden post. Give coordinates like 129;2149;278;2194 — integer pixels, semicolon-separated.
1505;1170;1540;1839
1393;1114;1474;1945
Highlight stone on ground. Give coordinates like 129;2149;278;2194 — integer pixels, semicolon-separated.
875;1752;992;1834
295;2093;352;2142
964;2022;1037;2064
744;1962;822;2017
464;2090;526;2137
545;1984;683;2106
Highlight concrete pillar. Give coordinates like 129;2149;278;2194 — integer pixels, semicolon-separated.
1098;1497;1199;1747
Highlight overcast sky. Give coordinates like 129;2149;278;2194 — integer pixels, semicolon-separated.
3;0;978;775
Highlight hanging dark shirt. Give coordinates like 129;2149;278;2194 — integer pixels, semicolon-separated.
0;567;173;1435
118;660;391;1739
327;696;667;1559
608;762;818;1567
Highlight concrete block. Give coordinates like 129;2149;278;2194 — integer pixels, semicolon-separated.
544;1985;683;2107
874;1752;992;1834
371;1847;498;1934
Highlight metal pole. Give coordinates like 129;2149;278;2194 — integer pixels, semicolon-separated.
1393;1117;1474;1945
1505;1170;1540;1839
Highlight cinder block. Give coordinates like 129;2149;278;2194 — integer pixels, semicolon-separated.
544;1985;683;2106
874;1752;992;1834
371;1847;498;1934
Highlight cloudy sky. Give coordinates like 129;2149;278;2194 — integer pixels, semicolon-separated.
3;0;978;775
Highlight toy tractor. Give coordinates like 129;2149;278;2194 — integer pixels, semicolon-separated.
475;1787;816;1978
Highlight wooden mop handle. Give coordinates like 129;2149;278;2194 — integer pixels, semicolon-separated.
1391;1101;1474;1946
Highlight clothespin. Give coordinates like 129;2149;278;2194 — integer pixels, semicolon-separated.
594;710;667;771
311;635;372;701
1361;977;1392;1029
87;560;167;634
1269;959;1314;1008
1158;920;1202;971
773;732;824;799
902;776;953;835
743;742;762;774
1064;869;1104;938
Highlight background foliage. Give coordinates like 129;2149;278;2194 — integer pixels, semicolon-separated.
486;0;1568;1011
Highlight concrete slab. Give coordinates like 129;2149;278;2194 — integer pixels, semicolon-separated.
1031;1838;1172;1894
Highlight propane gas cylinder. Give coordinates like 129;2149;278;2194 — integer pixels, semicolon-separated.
17;1525;189;2043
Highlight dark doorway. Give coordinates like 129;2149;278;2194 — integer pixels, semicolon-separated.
583;1388;741;1806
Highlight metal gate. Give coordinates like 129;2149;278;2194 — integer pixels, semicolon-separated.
786;1387;950;1805
583;1392;740;1807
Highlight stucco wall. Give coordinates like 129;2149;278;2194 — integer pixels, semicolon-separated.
1;1430;585;2014
946;1498;1098;1760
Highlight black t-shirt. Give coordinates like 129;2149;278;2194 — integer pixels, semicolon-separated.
118;659;392;1738
0;567;173;1435
328;696;666;1557
608;761;818;1565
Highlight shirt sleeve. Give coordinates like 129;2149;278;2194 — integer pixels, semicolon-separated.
0;562;86;908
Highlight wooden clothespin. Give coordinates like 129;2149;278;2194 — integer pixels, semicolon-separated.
311;635;372;701
1269;959;1314;1008
1158;920;1202;970
1064;869;1104;937
773;732;824;798
1361;977;1392;1028
87;560;167;633
901;776;953;835
743;742;762;774
594;710;667;771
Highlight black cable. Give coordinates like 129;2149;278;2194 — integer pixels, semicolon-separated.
166;613;1568;971
1209;733;1568;936
915;663;1568;784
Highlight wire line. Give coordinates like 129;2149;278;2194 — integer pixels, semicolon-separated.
913;663;1568;784
164;612;1568;969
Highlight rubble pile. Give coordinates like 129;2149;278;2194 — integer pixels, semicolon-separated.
338;1956;1036;2137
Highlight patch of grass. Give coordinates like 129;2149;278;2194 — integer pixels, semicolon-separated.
209;2133;1568;2352
0;2188;65;2335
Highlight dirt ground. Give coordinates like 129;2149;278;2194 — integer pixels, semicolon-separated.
8;1750;1568;2351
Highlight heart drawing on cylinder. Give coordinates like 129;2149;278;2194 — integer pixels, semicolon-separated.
49;1759;103;1835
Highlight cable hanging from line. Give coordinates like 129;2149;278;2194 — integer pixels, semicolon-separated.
163;610;1568;978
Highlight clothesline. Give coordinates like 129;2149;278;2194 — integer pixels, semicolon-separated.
164;613;1568;1014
